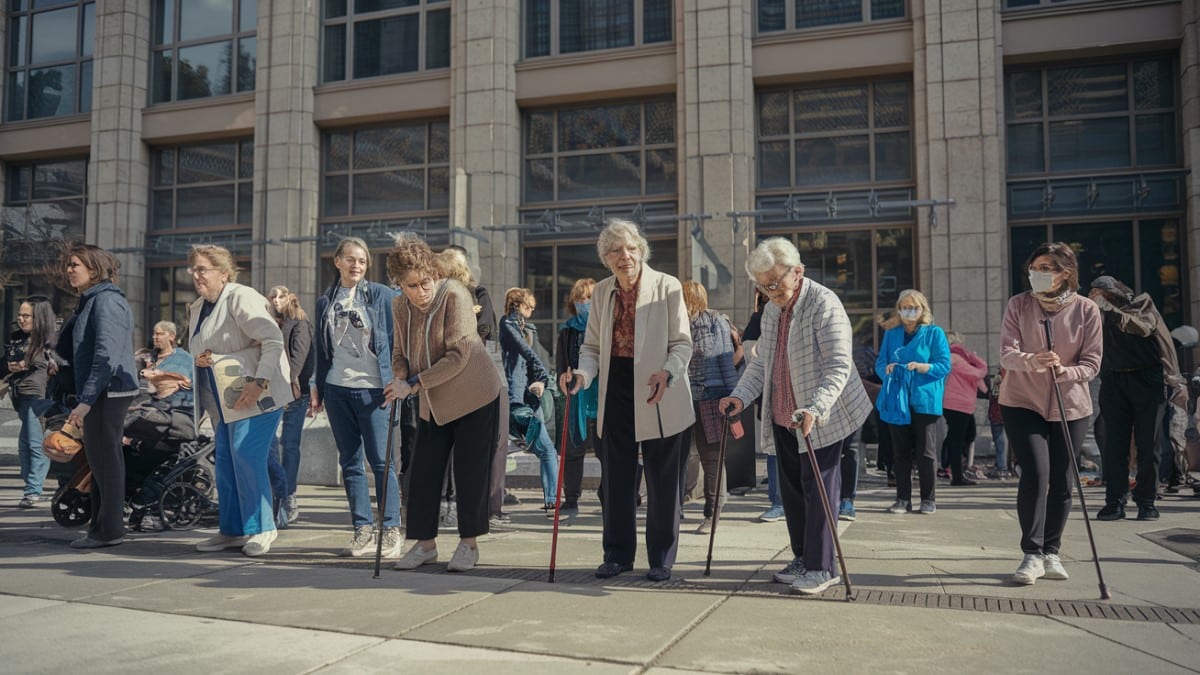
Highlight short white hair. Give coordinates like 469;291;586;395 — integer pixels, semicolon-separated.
153;320;178;336
596;218;651;267
746;237;803;278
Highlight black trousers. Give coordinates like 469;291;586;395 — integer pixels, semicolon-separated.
889;412;940;502
407;396;499;541
561;417;594;508
1099;370;1165;507
83;393;133;541
1001;405;1086;555
599;357;688;569
772;424;844;573
941;409;975;480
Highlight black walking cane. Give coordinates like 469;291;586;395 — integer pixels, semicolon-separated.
1042;319;1111;600
703;411;732;577
801;430;855;601
373;399;400;579
548;392;571;582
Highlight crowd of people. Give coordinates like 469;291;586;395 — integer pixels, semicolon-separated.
4;227;1195;593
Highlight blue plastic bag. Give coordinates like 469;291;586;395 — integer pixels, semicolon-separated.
878;367;912;426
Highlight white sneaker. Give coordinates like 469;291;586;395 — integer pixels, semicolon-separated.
380;527;403;558
694;518;712;535
339;526;375;557
394;542;438;570
196;534;251;552
446;541;479;572
1042;553;1069;580
1012;553;1045;585
242;530;277;557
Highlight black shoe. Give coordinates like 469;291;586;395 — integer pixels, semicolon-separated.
1136;504;1160;521
646;567;671;582
1096;503;1125;521
595;561;633;578
950;478;977;486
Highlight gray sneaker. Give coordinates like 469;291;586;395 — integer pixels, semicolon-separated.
919;500;936;515
1012;553;1045;585
339;526;375;557
790;569;841;595
285;495;300;524
773;558;807;584
887;499;911;514
380;527;402;558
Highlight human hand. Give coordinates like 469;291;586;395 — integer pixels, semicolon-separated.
1033;351;1060;370
719;396;744;418
67;402;91;428
195;350;214;368
789;409;816;436
8;360;26;373
292;382;301;400
907;362;931;374
308;391;323;417
559;369;582;395
529;381;546;398
646;370;670;405
885;363;896;375
233;381;264;409
383;379;413;405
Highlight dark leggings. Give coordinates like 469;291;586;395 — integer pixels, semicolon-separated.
1001;405;1087;555
83;394;134;541
941;409;975;480
889;412;940;502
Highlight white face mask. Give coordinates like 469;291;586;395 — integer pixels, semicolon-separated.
898;308;921;321
1028;270;1057;294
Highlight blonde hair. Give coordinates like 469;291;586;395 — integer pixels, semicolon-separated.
333;237;371;270
188;244;239;283
268;286;308;322
566;278;596;316
504;287;533;315
682;280;708;318
945;330;964;346
153;320;178;336
882;289;934;329
438;249;474;287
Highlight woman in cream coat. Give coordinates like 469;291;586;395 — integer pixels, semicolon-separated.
187;245;292;557
561;219;694;582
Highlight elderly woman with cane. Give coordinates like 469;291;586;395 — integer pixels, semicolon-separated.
999;242;1102;586
719;237;871;595
560;219;694;583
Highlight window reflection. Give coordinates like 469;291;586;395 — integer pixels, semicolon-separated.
6;1;92;121
321;1;449;82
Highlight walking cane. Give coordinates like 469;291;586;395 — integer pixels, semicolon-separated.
703;412;732;577
1041;319;1111;600
373;399;400;579
548;392;571;582
801;431;855;601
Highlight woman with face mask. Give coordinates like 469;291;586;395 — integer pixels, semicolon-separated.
874;289;952;516
999;242;1101;586
555;278;598;516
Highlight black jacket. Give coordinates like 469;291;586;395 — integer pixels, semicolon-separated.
281;318;315;396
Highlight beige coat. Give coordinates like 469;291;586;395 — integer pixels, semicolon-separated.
578;265;695;442
188;282;292;424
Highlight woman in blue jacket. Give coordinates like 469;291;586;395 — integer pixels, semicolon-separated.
875;289;951;515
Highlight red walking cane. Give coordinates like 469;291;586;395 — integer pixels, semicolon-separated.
548;392;571;582
703;413;732;576
801;431;855;601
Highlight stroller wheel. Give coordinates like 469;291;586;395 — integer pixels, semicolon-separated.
158;483;208;530
52;488;92;528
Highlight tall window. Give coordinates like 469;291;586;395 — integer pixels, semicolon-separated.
757;0;904;34
5;1;94;121
321;0;450;83
151;0;257;104
524;0;672;58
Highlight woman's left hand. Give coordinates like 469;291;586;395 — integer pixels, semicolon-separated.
195;350;214;368
67;403;91;428
528;381;546;398
906;362;931;374
233;381;264;409
788;409;815;436
646;370;670;405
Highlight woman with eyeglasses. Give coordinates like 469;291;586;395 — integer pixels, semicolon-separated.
312;237;402;559
4;295;58;508
385;234;503;573
187;245;291;557
999;242;1101;586
500;287;560;514
875;289;951;516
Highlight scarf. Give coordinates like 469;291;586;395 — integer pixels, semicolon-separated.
561;308;598;444
1033;288;1076;313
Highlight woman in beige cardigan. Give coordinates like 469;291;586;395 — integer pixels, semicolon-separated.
187;245;292;557
561;219;695;582
385;234;503;573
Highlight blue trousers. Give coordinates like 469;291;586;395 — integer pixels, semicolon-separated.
268;397;307;499
325;384;401;529
214;409;283;537
14;395;50;497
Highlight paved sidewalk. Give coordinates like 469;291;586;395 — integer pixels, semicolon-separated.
1;441;1198;674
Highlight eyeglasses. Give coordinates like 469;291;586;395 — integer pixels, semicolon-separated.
189;266;219;277
756;268;796;293
403;278;435;292
1029;265;1062;274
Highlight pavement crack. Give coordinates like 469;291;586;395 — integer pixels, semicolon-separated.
1045;615;1200;674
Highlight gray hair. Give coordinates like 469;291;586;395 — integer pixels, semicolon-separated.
745;237;804;278
153;320;178;336
596;218;651;267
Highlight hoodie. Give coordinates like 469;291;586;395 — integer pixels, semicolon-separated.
1092;292;1186;405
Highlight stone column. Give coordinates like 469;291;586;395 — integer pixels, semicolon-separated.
679;0;756;324
449;0;522;304
254;0;320;311
915;0;1007;366
88;1;151;340
1182;0;1200;336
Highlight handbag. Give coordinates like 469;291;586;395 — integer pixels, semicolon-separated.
878;368;912;426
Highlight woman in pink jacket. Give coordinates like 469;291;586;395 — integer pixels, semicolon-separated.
999;242;1102;587
941;331;988;486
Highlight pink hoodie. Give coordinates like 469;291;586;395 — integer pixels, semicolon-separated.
943;343;987;414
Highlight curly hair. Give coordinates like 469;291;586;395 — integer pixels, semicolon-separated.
386;233;442;285
504;287;533;314
188;244;239;283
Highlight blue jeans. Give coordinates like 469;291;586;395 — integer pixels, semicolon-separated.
990;422;1007;471
520;408;560;505
766;454;782;508
269;397;307;499
325;384;401;529
214;408;283;537
15;395;49;497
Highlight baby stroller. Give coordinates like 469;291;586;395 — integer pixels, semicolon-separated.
47;398;219;531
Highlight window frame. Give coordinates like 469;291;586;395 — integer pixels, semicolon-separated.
149;139;255;235
755;0;907;36
320;0;451;83
4;0;95;122
521;0;673;60
150;0;257;105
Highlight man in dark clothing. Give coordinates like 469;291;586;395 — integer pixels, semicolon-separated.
1089;276;1186;521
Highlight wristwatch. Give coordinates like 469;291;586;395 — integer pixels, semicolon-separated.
244;376;268;389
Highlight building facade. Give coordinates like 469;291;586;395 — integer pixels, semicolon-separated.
0;0;1196;367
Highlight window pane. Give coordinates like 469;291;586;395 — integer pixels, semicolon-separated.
239;141;253;177
151;50;173;103
428;122;449;161
180;0;233;42
759;0;785;32
1006;123;1044;174
326;131;351;170
795;135;869;185
177;41;233;100
155;149;176;186
354;125;426;168
795;230;873;309
31;160;86;199
323;24;346;81
1047;64;1127;116
153;0;173;44
796;0;860;29
8;166;32;201
559;104;641;150
354;14;419;77
1004;70;1042;120
151;190;174;229
1134;59;1173;110
875;227;913;308
240;0;257;31
78;59;91;111
873;81;909;128
237;181;253;224
6;72;25;122
645;149;676;195
558;152;641;200
560;0;633;54
428;166;449;209
8;16;26;68
178;143;238;183
175;184;237;228
874;131;911;181
81;2;94;56
325;0;347;18
353;169;425;213
525;158;554;202
527;112;554;154
758;140;789;188
871;0;904;20
237;37;256;91
1054;221;1133;290
1048;118;1129;171
1135;113;1176;166
1140;219;1182;326
31;7;76;63
356;0;419;10
425;8;449;69
645;100;675;144
644;0;671;43
323;174;349;216
525;0;550;57
27;64;76;118
794;86;868;133
759;91;789;136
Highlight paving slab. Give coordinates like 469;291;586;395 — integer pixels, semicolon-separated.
314;638;636;674
1054;616;1200;672
0;595;61;619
